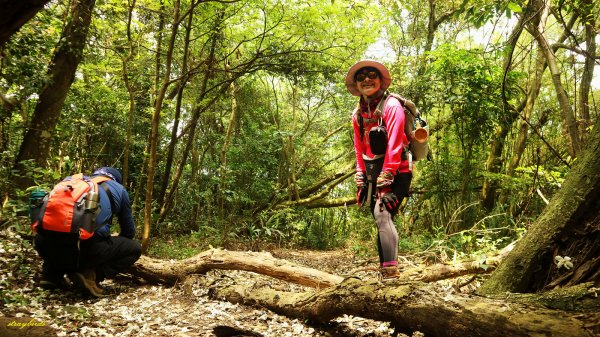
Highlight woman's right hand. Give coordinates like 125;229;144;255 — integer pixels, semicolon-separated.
354;171;366;187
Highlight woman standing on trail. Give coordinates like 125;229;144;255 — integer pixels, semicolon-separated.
345;59;412;280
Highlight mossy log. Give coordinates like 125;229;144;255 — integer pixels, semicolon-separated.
207;277;600;337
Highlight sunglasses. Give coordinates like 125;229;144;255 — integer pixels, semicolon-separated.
355;70;379;82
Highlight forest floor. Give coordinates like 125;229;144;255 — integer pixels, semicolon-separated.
0;229;430;337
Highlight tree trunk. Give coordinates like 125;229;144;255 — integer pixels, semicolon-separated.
131;249;343;288
530;0;581;158
0;0;50;47
120;0;137;189
130;243;517;288
142;0;180;253
208;277;599;337
13;0;96;189
481;122;511;211
128;242;599;336
274;170;354;209
157;6;194;209
481;6;531;211
576;0;596;139
219;61;237;231
507;45;545;176
155;10;224;228
478;111;600;294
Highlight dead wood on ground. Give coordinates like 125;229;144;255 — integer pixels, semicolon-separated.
206;277;600;337
130;248;343;288
129;245;600;336
131;243;514;288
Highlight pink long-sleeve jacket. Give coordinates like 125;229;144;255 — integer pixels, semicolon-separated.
352;96;410;177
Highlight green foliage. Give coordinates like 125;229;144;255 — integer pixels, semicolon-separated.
147;231;213;259
1;7;60;99
0;161;63;232
0;0;589;260
399;208;523;266
460;0;524;28
407;44;510;232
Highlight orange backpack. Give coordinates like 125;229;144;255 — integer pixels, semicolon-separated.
31;173;110;240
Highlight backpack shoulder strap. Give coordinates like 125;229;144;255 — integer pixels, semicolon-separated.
92;176;116;212
353;105;366;141
386;92;419;118
383;92;419;146
100;182;116;212
91;176;111;184
374;93;389;119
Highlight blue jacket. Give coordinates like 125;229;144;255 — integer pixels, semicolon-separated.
94;179;136;239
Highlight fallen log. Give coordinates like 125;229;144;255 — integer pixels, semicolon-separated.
131;244;514;289
129;246;599;336
207;277;600;337
400;242;515;282
130;248;343;289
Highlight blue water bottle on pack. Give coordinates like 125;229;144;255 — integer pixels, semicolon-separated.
28;189;48;223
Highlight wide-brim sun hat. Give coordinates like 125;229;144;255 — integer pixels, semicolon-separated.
345;59;392;96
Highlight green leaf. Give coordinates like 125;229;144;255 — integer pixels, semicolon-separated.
507;2;522;13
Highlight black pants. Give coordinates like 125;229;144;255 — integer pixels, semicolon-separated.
35;233;76;283
34;234;141;282
80;235;142;281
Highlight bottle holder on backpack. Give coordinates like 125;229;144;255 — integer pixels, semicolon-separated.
410;117;429;161
29;189;48;225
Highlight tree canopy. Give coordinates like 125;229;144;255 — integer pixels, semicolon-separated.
0;0;597;280
0;0;599;335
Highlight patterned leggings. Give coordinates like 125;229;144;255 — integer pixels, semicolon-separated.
369;172;412;266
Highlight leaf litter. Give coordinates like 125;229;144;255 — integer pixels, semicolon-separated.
1;229;423;336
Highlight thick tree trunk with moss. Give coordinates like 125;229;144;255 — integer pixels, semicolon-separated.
13;0;97;189
207;278;599;337
478;115;600;295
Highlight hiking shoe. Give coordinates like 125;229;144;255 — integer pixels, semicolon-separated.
40;278;65;290
68;271;104;297
39;272;68;290
80;268;105;296
380;266;400;281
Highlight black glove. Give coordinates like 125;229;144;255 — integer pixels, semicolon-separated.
378;187;399;213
